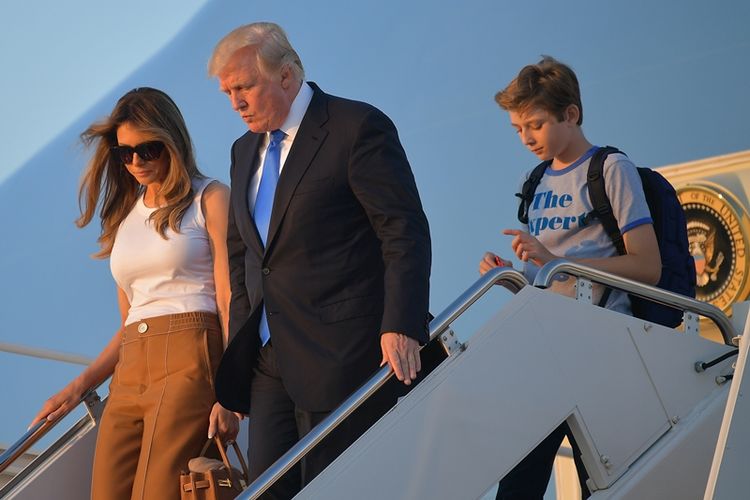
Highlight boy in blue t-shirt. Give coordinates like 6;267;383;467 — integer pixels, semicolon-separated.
480;56;661;499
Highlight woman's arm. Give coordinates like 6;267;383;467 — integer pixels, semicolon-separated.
202;180;240;440
30;287;129;426
203;181;231;348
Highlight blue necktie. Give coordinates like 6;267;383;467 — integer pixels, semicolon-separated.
254;129;285;345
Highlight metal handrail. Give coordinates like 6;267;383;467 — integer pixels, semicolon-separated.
0;342;94;366
0;421;48;474
533;259;737;345
0;386;105;477
0;402;105;496
239;267;529;499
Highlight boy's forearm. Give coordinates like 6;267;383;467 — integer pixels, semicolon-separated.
571;253;661;286
568;223;661;285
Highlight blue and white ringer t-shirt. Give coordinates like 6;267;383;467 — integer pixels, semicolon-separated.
520;146;653;314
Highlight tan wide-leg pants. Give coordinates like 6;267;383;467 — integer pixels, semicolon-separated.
91;312;223;500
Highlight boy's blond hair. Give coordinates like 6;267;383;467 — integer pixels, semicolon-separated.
495;56;583;125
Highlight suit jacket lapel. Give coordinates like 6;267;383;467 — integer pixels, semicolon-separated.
232;132;264;253
265;84;329;251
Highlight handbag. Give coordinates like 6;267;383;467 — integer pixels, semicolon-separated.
180;436;249;500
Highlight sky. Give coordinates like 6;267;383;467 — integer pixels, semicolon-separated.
1;0;749;465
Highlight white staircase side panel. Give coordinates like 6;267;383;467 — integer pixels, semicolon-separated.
627;319;733;426
705;311;750;500
589;386;727;500
297;286;733;500
4;422;98;499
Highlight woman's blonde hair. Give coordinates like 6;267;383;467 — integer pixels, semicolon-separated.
77;87;203;258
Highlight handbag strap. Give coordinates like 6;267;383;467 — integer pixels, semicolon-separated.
199;436;250;485
199;437;214;457
228;439;250;483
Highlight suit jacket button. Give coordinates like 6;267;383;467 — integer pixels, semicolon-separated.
262;267;270;276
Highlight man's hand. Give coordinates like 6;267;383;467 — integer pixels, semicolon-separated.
380;332;421;385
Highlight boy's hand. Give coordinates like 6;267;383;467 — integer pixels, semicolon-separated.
479;252;512;275
503;229;557;266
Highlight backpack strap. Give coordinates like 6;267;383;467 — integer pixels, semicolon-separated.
516;160;552;224
586;146;626;255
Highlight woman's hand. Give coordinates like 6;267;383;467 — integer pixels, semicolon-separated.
208;402;241;442
30;382;85;428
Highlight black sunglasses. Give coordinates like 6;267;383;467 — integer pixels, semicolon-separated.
111;141;165;165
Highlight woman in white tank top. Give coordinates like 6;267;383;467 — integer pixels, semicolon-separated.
31;88;239;499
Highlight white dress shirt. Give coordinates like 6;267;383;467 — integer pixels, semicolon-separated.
247;82;314;212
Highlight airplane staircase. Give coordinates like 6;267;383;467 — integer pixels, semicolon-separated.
0;260;744;499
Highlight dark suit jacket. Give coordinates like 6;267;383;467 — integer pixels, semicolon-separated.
215;83;431;413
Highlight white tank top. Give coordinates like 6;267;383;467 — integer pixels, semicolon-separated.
110;177;217;325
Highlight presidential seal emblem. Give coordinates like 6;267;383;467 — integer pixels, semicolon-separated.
677;185;750;311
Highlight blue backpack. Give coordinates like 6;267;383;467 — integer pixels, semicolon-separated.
516;146;696;327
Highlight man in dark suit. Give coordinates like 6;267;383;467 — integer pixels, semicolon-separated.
208;22;431;498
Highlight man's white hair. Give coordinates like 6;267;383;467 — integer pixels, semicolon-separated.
208;22;305;80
